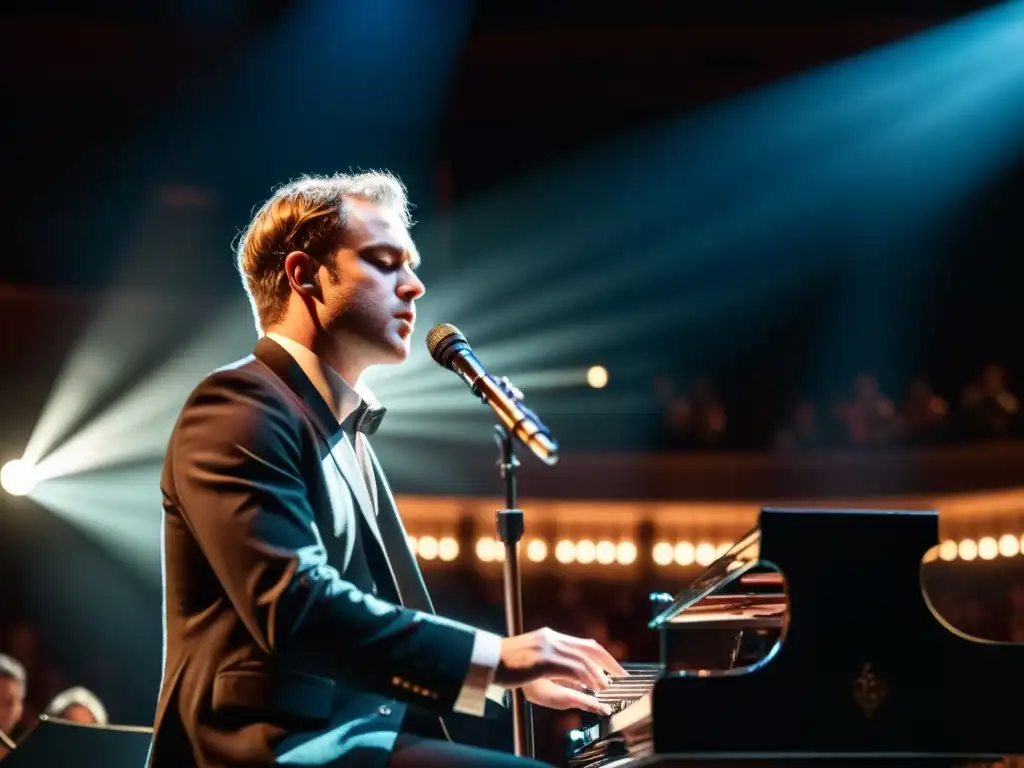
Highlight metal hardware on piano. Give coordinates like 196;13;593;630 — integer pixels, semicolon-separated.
566;508;1024;767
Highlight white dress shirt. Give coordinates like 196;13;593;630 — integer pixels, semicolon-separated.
265;332;502;717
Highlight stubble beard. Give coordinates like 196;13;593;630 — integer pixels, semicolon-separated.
323;301;407;369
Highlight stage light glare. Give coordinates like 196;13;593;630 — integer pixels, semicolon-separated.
1;459;37;496
586;366;609;389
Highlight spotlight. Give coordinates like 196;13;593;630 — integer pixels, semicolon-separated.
1;459;37;496
586;365;609;389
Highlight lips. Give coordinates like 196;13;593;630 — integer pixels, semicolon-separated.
394;311;415;325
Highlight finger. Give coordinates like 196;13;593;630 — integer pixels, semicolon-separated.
544;657;596;692
549;677;588;691
578;639;629;678
548;630;628;678
554;688;613;716
578;649;613;691
548;651;602;696
557;638;610;696
557;643;602;692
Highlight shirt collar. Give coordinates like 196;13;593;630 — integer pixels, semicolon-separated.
264;332;381;428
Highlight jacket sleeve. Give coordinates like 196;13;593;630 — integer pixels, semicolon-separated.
168;367;478;712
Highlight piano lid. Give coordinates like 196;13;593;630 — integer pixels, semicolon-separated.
649;524;762;630
649;507;940;631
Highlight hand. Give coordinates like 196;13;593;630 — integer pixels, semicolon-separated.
495;627;628;693
522;677;613;715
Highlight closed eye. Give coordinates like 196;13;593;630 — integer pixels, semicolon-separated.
362;245;416;272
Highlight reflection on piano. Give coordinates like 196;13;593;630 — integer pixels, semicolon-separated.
567;508;1024;767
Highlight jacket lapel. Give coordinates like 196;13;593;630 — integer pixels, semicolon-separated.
253;337;386;555
364;440;434;614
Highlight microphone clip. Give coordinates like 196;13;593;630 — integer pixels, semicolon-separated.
489;375;524;402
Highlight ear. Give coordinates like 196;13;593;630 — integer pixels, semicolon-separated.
283;251;319;297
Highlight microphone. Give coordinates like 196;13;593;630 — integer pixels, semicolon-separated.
426;323;559;465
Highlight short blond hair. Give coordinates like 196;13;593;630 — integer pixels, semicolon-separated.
236;170;412;330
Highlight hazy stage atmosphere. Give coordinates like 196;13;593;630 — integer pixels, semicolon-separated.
1;1;1023;766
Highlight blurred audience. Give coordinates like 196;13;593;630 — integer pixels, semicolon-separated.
831;373;897;448
0;654;25;759
43;686;108;725
658;362;1021;452
899;378;949;444
962;362;1020;439
773;399;820;452
653;374;694;448
0;627;108;761
655;374;728;448
690;376;728;446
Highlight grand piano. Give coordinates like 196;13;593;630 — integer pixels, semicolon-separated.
566;508;1023;767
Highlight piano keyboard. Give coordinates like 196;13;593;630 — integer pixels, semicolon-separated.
569;664;661;767
607;689;650;735
590;662;663;715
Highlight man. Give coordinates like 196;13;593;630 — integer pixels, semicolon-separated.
43;686;108;725
148;171;626;768
0;655;25;751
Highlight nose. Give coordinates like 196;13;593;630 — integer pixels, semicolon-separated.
397;269;425;302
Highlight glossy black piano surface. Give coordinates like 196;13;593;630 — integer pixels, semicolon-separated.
567;508;1023;767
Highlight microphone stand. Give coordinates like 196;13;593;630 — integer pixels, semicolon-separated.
492;400;534;758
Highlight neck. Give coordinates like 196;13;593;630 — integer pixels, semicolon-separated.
265;319;368;386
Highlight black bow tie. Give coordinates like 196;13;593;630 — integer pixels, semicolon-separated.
350;401;387;436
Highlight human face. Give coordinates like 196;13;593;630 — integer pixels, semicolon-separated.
316;198;425;372
59;704;97;724
0;677;24;735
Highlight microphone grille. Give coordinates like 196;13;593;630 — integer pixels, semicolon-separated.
425;323;466;363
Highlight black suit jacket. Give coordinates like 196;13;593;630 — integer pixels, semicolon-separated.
147;338;484;768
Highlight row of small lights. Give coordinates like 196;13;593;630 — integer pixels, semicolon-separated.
407;536;461;562
934;534;1024;562
407;537;721;565
407;534;1024;564
475;538;642;565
